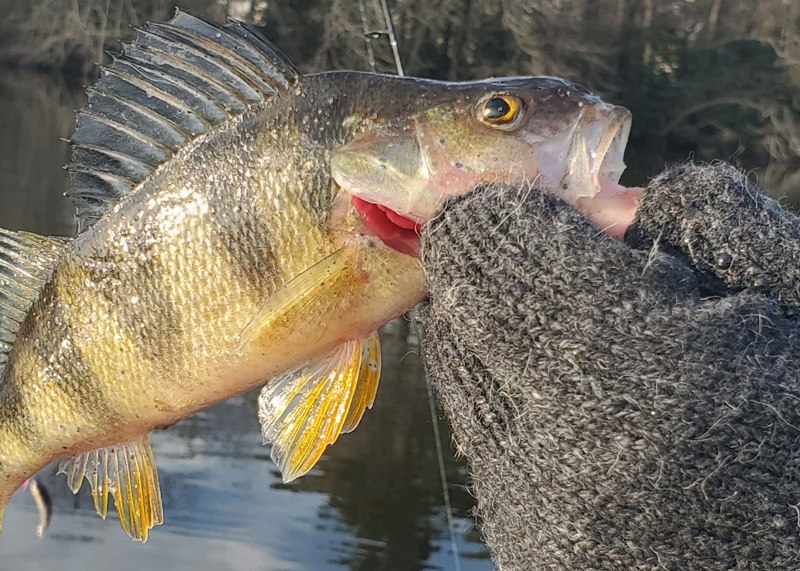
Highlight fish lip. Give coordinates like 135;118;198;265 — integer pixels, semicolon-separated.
596;106;632;185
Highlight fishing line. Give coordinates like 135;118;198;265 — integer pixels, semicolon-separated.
378;2;458;566
354;3;460;566
353;2;461;567
424;351;463;571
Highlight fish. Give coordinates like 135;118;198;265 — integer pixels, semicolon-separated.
0;10;632;543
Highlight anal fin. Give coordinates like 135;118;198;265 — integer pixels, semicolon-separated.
258;332;381;482
58;435;163;541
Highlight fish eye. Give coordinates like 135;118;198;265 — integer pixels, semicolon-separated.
477;94;524;129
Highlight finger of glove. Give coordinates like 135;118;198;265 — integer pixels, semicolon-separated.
421;184;699;370
627;163;800;308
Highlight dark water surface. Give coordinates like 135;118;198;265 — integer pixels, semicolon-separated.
0;72;490;571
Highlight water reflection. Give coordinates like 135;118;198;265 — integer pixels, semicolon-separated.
285;320;487;571
0;72;490;571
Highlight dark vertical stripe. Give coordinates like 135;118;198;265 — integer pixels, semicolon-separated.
0;360;39;448
76;240;184;376
213;209;283;299
26;277;119;426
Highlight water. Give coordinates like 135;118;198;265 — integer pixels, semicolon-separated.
0;71;490;571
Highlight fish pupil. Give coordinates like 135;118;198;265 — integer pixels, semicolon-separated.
484;97;511;119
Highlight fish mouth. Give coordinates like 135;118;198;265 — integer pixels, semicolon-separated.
540;103;632;204
351;196;422;258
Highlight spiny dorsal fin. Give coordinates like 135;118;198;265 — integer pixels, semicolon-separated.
258;332;382;482
58;436;163;542
0;230;69;380
66;9;301;232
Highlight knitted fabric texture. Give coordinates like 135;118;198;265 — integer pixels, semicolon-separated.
420;163;800;570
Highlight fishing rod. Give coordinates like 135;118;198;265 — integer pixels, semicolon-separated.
357;0;377;72
357;0;404;76
355;2;461;570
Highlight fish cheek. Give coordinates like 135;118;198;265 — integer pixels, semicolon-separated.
418;118;517;199
416;111;483;193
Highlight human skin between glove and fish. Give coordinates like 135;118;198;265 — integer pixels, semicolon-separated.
0;10;640;543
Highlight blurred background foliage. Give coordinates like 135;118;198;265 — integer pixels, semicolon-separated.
1;0;799;196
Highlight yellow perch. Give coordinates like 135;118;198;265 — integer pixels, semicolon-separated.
0;10;632;544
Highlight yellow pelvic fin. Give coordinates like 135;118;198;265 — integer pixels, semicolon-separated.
58;436;163;542
342;333;381;434
258;332;381;482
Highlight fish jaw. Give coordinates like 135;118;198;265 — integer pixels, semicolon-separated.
551;102;632;204
331;78;633;234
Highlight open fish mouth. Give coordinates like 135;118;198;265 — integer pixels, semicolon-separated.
351;196;422;257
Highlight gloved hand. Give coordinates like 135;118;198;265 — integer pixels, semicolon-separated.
420;163;800;571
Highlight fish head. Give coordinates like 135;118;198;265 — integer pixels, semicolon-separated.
330;76;631;255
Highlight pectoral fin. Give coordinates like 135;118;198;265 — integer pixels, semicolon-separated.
238;235;425;375
258;332;381;482
241;236;423;482
58;436;163;542
238;245;364;355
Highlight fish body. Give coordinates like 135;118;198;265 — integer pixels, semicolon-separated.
0;11;632;543
0;71;426;539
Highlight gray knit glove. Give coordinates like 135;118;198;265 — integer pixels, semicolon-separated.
420;163;800;571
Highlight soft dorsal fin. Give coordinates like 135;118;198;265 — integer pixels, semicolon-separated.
0;230;69;380
66;10;300;232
